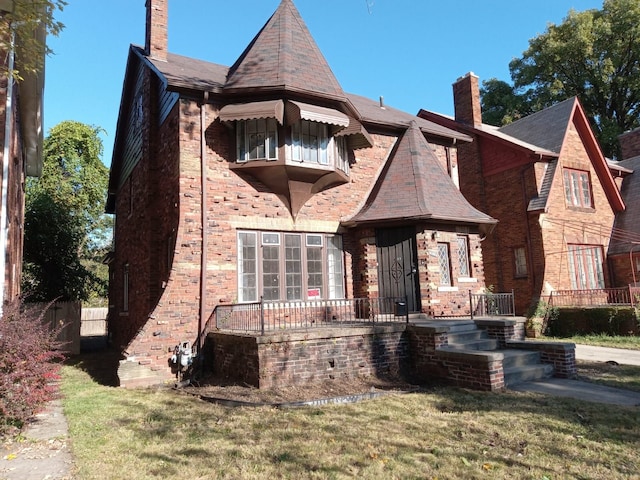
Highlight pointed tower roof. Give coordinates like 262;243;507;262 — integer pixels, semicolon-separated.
347;122;496;227
224;0;347;101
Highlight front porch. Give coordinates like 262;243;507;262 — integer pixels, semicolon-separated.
201;295;575;392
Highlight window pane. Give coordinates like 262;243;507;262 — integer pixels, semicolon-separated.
514;247;527;277
238;232;257;302
438;243;451;286
262;245;280;301
457;236;470;277
285;234;302;300
327;236;344;299
580;173;591;207
307;245;323;299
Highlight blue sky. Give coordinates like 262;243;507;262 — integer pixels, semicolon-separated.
44;0;603;166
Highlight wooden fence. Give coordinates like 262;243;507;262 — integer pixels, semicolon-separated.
81;307;108;336
42;301;81;355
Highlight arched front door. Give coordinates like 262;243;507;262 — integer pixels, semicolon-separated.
376;226;420;312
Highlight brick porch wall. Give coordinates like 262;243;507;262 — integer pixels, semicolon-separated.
208;325;409;388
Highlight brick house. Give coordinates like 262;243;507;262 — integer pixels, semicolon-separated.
106;0;497;387
0;1;46;307
608;128;640;286
419;73;625;315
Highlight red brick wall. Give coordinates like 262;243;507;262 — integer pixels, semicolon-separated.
111;71;491;385
208;326;408;388
456;119;616;315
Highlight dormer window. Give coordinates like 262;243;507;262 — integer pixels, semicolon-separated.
236;118;278;162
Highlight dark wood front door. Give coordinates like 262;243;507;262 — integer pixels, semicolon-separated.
376;226;420;312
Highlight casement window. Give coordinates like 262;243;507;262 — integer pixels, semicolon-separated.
236;118;278;162
123;264;129;312
456;236;471;277
513;246;528;278
237;231;345;302
290;120;349;174
437;242;452;286
567;244;604;290
563;168;592;208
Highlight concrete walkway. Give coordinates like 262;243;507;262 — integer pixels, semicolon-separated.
512;344;640;406
575;344;640;365
0;399;73;479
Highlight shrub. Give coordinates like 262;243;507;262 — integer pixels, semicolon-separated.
546;307;637;337
0;300;66;437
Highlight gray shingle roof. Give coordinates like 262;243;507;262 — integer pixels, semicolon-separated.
347;121;496;227
608;155;640;255
498;97;576;153
224;0;346;100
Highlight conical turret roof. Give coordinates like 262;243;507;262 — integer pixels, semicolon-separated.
349;121;496;227
224;0;347;101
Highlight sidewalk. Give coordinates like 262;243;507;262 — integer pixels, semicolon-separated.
512;344;640;406
0;399;73;480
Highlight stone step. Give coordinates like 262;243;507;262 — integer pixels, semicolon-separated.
505;363;554;387
445;338;500;351
448;329;490;343
501;349;542;369
414;320;478;333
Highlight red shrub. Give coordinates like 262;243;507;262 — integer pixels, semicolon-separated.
0;300;66;436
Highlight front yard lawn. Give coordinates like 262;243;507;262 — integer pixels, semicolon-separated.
61;361;640;480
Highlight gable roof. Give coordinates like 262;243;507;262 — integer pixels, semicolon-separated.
420;97;625;213
497;97;576;153
608;155;640;255
345;121;496;229
224;0;346;101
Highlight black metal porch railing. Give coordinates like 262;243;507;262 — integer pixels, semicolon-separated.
209;297;410;334
469;290;515;318
549;287;632;307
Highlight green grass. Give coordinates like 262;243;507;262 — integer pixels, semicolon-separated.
544;333;640;350
61;362;640;480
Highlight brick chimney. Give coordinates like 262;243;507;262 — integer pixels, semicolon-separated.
453;72;482;127
619;127;640;160
145;0;167;61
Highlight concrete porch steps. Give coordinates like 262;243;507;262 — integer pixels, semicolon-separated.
437;322;555;387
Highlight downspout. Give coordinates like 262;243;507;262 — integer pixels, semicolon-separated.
198;92;209;354
521;166;537;299
0;32;15;312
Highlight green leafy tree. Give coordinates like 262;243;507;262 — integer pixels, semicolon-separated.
0;0;66;79
481;0;640;158
23;121;112;302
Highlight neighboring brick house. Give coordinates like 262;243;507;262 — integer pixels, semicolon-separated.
106;0;497;387
608;128;640;286
0;2;46;307
419;73;625;315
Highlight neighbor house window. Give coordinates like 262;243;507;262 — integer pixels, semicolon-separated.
237;231;345;302
563;168;592;208
514;246;528;277
437;243;452;286
567;244;604;290
456;236;470;277
236;118;278;162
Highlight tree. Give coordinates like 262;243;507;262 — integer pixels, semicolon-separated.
481;0;640;159
0;0;66;80
23;121;111;302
